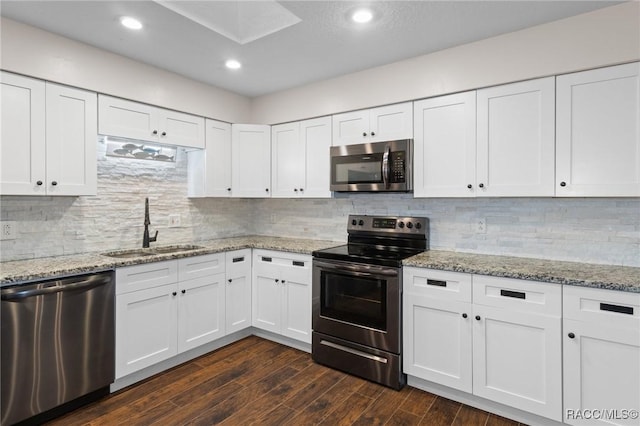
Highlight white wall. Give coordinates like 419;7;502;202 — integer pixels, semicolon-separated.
0;18;251;123
250;2;640;124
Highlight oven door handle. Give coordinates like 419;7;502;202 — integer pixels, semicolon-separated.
313;260;398;277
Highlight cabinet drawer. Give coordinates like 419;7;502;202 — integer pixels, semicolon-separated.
226;249;251;276
564;285;640;328
473;275;561;316
116;260;178;295
178;253;225;281
403;267;472;303
254;250;311;271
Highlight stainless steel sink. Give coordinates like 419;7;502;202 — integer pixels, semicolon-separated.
102;245;204;258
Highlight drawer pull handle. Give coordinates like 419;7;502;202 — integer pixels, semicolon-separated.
261;256;272;262
500;289;526;299
600;303;634;315
292;261;305;267
427;279;447;287
232;256;244;263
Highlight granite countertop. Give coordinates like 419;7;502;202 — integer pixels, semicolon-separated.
2;237;639;293
404;251;640;293
0;236;343;286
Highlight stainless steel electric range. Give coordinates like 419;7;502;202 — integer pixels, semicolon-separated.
311;214;428;390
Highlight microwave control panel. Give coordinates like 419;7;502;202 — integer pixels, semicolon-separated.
390;151;406;183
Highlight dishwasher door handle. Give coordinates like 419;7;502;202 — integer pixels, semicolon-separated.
1;275;111;300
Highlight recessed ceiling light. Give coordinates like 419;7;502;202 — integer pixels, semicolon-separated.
352;9;373;24
225;59;242;70
120;16;143;30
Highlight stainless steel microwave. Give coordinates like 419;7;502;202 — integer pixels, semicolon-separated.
330;140;413;192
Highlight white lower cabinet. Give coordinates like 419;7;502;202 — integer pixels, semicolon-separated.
563;286;640;426
252;250;312;344
115;253;231;378
225;249;252;334
403;268;562;421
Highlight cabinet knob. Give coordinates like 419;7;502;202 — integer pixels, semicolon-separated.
227;188;231;191
475;315;481;321
299;188;304;192
181;289;186;294
36;180;43;186
462;313;468;318
362;132;367;137
478;183;484;188
371;131;375;136
560;181;567;187
51;181;58;186
265;188;269;192
294;188;298;192
152;130;158;135
282;280;286;284
275;279;279;283
161;131;167;137
568;332;575;339
228;279;232;283
467;184;472;189
172;291;177;296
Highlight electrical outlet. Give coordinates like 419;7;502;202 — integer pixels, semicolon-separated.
476;218;486;234
168;214;181;228
1;221;17;240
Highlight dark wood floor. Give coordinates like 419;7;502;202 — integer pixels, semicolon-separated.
48;336;525;425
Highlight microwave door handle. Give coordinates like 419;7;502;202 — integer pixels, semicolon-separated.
382;146;391;189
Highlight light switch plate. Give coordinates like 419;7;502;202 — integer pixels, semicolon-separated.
1;221;17;240
168;214;181;228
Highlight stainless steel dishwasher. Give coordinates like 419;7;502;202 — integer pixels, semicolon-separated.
1;271;115;425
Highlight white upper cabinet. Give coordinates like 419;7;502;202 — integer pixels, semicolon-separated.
556;62;640;197
476;77;556;197
271;116;332;198
98;95;205;148
332;102;412;146
0;72;97;196
413;92;477;197
187;119;232;197
231;124;271;198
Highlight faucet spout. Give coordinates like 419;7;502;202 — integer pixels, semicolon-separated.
142;198;158;248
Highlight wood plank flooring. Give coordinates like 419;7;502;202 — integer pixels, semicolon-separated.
47;336;526;425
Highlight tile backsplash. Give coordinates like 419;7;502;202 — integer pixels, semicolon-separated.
1;145;638;266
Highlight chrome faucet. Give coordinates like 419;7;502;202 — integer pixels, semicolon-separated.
142;197;158;248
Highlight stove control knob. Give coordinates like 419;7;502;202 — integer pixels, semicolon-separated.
416;222;422;230
358;219;364;226
398;222;404;228
351;219;357;226
407;222;413;229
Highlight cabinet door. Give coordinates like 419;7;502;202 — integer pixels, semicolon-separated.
301;116;332;198
477;78;555;197
472;305;562;421
225;250;252;334
252;254;281;333
0;72;46;195
271;122;303;197
280;257;312;343
98;95;158;142
369;102;413;143
115;284;178;378
157;109;205;149
563;319;640;426
403;293;472;392
413;93;476;197
332;109;370;146
231;124;271;197
178;273;226;353
45;83;97;196
556;62;640;197
188;119;232;197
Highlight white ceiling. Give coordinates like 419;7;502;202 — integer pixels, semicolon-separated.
0;1;622;98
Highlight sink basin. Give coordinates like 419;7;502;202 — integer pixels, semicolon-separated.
102;245;204;258
149;245;204;254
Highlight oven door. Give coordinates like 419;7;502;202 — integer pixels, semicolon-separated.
312;258;401;354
